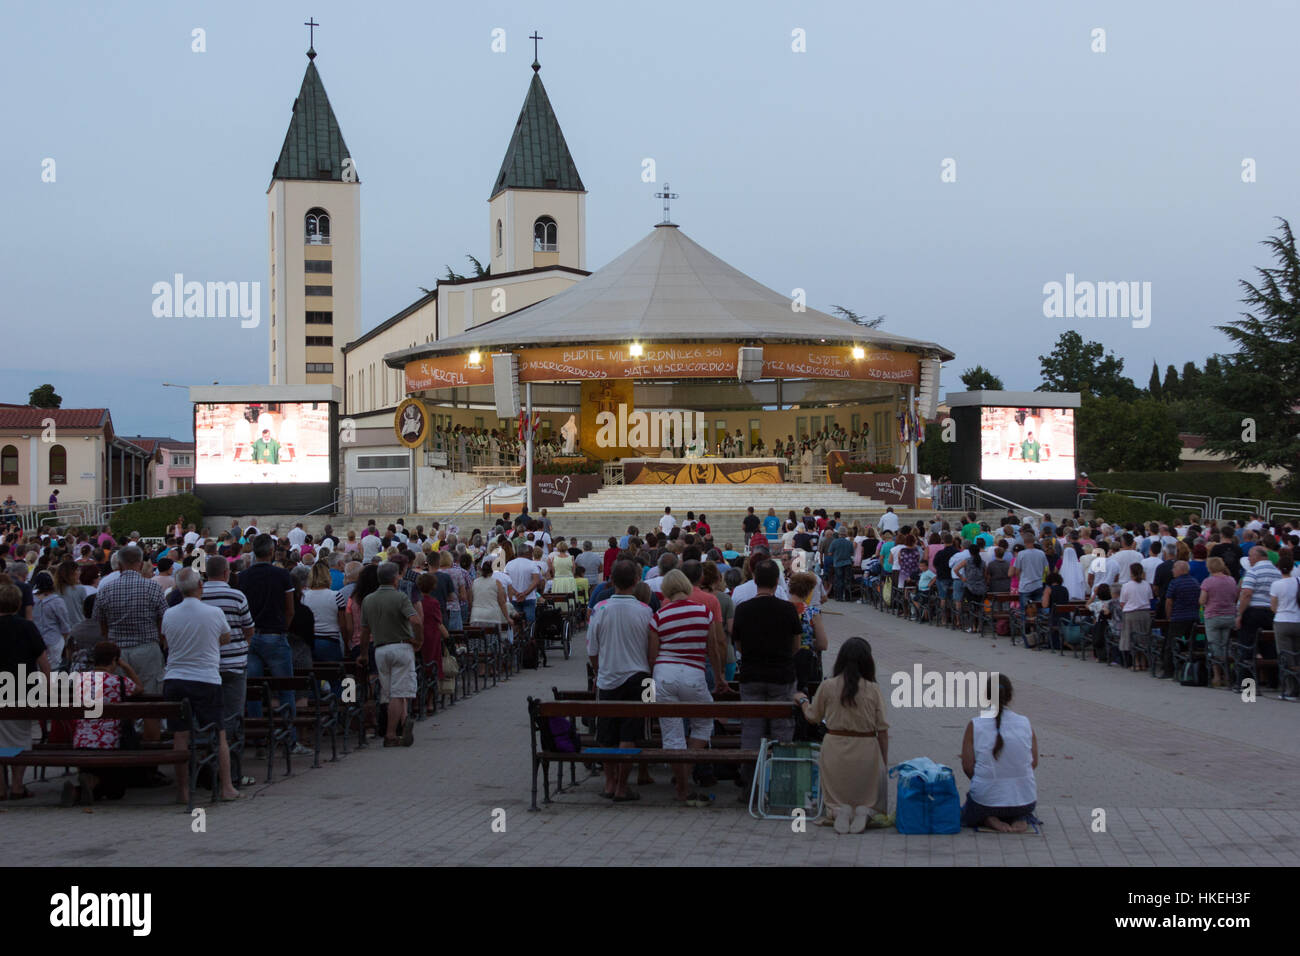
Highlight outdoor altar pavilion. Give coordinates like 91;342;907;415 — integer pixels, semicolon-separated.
384;220;955;491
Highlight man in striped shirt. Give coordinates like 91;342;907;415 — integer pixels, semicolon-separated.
649;569;723;805
1237;546;1281;662
201;556;255;744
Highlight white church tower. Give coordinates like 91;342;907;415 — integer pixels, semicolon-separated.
267;39;360;390
488;52;587;274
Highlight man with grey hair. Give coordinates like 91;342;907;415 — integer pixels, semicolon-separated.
95;544;168;741
359;561;423;746
647;552;678;593
201;555;254;757
575;540;603;584
162;568;239;802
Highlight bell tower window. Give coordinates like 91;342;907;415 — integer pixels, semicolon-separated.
533;216;557;252
306;208;331;245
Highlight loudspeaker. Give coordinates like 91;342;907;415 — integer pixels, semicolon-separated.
492;353;520;418
918;358;941;419
737;346;764;382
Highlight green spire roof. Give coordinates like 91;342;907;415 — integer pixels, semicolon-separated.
490;69;584;197
271;59;357;184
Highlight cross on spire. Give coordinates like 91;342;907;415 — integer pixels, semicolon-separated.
655;182;679;224
529;31;543;71
305;17;319;59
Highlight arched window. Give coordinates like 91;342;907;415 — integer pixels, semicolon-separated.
496;219;503;253
0;445;17;485
305;207;331;244
533;216;557;252
49;444;67;485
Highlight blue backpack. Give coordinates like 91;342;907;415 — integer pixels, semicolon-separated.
889;757;962;834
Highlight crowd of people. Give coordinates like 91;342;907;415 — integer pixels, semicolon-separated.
6;499;1290;830
840;508;1299;691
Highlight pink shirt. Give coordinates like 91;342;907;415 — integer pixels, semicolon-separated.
1200;573;1238;618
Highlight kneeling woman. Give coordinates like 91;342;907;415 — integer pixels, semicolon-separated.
960;674;1037;831
794;637;890;833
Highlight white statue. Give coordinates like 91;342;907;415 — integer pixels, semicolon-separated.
560;414;578;455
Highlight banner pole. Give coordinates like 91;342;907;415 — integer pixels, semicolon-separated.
525;383;534;514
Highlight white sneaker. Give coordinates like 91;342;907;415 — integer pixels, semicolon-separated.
833;806;853;834
289;743;312;756
849;806;870;834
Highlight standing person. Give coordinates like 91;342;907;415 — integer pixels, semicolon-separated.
794;637;890;833
1162;561;1201;680
787;572;828;693
0;583;48;799
54;559;85;628
648;569;718;805
303;561;349;669
1270;552;1299;699
415;572;448;685
505;546;543;630
762;507;781;545
93;545;167;742
732;559;802;794
1199;557;1239;687
237;535;309;756
1120;564;1154;671
359;562;423;747
829;528;855;601
742;507;761;544
587;559;654;802
659;507;677;536
960;674;1037;831
161;569;239;803
200;556;254;767
1236;546;1281;661
32;571;71;668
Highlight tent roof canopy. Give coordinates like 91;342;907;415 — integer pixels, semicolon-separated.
385;224;954;368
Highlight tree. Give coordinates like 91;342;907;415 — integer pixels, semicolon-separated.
28;384;61;408
1076;395;1182;473
1163;364;1180;399
1180;361;1201;398
1037;331;1139;399
1199;218;1300;489
829;305;885;329
421;254;490;292
1147;361;1162;401
959;365;1004;391
917;422;951;481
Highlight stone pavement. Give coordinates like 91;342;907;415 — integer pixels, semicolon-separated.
4;600;1298;866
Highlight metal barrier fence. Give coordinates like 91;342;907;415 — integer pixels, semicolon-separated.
1078;487;1300;523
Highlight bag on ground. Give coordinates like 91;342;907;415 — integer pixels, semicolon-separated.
890;757;961;834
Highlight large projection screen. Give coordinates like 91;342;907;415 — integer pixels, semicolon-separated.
979;406;1075;481
193;400;337;516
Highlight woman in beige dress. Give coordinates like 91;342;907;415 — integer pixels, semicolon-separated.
795;637;890;833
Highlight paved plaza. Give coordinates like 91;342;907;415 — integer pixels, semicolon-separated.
3;601;1297;867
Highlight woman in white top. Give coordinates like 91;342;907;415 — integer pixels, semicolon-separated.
469;559;511;641
303;561;350;665
1119;562;1154;671
1269;552;1299;693
961;674;1037;831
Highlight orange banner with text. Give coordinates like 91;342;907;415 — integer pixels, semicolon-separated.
406;343;919;391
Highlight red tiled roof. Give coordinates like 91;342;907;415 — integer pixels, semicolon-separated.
0;407;108;429
1179;432;1207;450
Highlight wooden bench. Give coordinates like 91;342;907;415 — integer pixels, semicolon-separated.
0;700;215;810
244;673;339;782
527;698;799;810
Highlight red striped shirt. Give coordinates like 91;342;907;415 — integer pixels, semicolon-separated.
650;599;713;671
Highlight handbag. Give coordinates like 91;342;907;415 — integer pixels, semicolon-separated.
439;651;460;694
